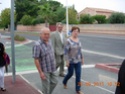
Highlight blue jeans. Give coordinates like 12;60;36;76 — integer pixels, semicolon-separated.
63;62;81;91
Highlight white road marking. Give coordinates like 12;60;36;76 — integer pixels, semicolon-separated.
5;42;11;44
5;40;33;49
82;49;125;59
82;64;95;68
5;70;38;76
73;76;115;94
19;74;43;94
63;64;95;70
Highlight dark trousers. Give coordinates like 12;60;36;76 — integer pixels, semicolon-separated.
63;62;81;91
56;55;64;74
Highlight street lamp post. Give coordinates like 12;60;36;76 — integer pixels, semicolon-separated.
66;0;69;36
11;0;16;83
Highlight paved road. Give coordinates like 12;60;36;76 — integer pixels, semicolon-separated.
1;32;124;94
79;34;125;57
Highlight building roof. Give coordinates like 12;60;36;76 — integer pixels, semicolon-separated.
79;7;115;14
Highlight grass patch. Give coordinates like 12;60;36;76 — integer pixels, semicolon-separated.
14;34;26;41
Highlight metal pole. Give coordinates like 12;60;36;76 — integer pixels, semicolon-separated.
11;0;16;83
66;0;69;36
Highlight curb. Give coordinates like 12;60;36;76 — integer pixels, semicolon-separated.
95;63;120;74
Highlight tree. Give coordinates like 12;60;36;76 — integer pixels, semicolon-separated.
108;12;125;23
15;0;40;23
38;0;63;25
20;15;33;25
68;6;78;24
0;8;10;29
48;0;65;24
55;7;65;23
32;15;44;25
93;15;106;24
38;2;53;26
80;14;94;24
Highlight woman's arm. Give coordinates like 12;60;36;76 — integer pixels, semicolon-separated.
64;39;70;67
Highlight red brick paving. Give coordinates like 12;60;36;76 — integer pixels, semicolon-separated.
0;75;41;94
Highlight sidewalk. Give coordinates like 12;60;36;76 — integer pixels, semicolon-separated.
0;75;41;94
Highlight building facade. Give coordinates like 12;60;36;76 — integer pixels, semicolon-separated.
78;7;115;18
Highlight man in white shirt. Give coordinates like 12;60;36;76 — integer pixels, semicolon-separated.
51;22;66;77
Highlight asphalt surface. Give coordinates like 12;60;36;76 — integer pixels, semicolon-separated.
21;67;118;94
79;34;125;58
1;32;125;94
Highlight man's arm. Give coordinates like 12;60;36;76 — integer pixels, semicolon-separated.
33;43;46;80
34;58;46;80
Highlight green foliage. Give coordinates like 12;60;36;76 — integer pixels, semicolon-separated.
93;15;106;24
0;8;10;28
80;14;94;24
32;15;44;25
38;2;53;24
14;0;78;25
38;1;64;25
20;15;33;25
108;12;125;23
54;7;65;24
68;6;78;24
15;0;66;25
14;34;26;41
15;0;40;23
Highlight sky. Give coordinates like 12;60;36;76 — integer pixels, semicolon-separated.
0;0;125;14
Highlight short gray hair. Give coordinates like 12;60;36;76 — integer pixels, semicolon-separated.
40;27;50;34
56;22;63;26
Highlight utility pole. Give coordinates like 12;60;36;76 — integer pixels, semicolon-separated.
66;0;69;36
11;0;16;83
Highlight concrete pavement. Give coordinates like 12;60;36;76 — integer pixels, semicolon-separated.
3;66;118;94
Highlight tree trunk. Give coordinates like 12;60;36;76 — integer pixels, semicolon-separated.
45;20;49;27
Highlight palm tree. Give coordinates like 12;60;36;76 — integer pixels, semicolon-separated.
38;2;53;27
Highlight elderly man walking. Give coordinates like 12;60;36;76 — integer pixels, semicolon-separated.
32;27;58;94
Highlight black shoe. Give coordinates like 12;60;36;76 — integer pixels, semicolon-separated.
1;88;6;91
59;74;65;77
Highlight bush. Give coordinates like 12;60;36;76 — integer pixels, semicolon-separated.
80;14;94;24
108;12;125;23
93;15;107;24
14;35;26;41
20;15;33;25
32;15;44;25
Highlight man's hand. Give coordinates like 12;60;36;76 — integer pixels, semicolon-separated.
40;72;46;80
